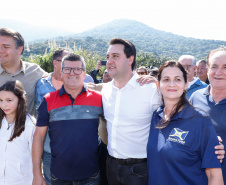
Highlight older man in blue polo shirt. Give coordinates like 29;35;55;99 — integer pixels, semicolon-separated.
178;55;207;99
190;46;226;182
32;53;102;185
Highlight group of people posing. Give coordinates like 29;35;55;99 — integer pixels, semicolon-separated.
0;27;226;185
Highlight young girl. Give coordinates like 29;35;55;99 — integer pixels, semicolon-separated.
0;80;36;185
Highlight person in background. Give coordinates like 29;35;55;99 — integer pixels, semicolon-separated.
196;59;209;84
147;61;223;185
90;61;112;84
0;28;47;116
178;55;207;99
190;46;226;182
149;68;158;78
35;48;70;185
136;66;149;75
0;80;36;185
84;73;94;83
32;53;102;185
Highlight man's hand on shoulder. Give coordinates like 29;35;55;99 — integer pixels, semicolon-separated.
136;75;157;86
215;136;225;163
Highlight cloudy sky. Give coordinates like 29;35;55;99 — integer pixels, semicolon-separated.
1;0;226;40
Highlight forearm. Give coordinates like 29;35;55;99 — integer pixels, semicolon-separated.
32;132;44;177
206;168;224;185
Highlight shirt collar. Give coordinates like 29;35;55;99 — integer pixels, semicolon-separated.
0;60;24;74
59;84;87;97
45;72;53;83
203;85;211;95
203;85;226;104
20;60;26;73
156;103;195;121
112;73;138;89
188;77;198;88
0;64;4;74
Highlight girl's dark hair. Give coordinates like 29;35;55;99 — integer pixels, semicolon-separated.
156;60;189;129
0;80;27;141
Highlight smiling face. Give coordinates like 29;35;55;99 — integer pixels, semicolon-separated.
61;60;86;92
102;69;112;83
196;61;208;81
106;44;133;80
179;58;195;82
53;50;70;80
158;66;187;102
0;90;18;119
0;36;22;67
208;51;226;90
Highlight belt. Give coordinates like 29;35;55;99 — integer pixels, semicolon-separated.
109;155;147;165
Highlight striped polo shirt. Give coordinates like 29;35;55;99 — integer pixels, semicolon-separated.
37;85;103;180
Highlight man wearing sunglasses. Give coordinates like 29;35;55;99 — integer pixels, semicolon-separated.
33;53;102;185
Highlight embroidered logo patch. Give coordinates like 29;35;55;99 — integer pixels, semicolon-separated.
168;128;189;145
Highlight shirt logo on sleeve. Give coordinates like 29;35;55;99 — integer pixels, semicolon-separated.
168;128;189;145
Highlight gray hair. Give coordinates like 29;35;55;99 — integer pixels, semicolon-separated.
178;55;196;66
62;53;86;71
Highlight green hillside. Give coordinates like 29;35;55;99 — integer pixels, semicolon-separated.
22;19;226;61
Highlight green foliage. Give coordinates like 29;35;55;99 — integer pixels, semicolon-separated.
136;52;171;68
23;48;103;74
30;52;54;73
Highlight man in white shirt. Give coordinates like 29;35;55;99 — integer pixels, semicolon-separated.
178;55;207;99
102;39;225;185
102;38;161;185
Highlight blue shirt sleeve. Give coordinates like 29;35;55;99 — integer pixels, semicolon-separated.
36;98;49;127
200;117;221;169
35;80;42;110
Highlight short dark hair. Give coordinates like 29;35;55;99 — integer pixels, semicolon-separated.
207;46;226;66
149;68;159;76
62;53;86;71
196;59;207;66
156;60;189;129
52;48;70;61
0;28;24;54
109;38;136;70
0;80;27;141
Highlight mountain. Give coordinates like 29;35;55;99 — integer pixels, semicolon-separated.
3;19;226;60
73;19;226;59
0;19;74;42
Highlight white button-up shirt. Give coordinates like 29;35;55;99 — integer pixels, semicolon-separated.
102;73;161;159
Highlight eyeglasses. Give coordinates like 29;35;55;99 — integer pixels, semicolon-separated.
182;65;193;70
62;67;84;74
137;72;146;75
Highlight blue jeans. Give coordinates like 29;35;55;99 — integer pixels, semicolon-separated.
51;172;100;185
106;156;148;185
43;151;52;185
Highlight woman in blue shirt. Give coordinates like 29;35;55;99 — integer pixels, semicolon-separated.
147;61;223;185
